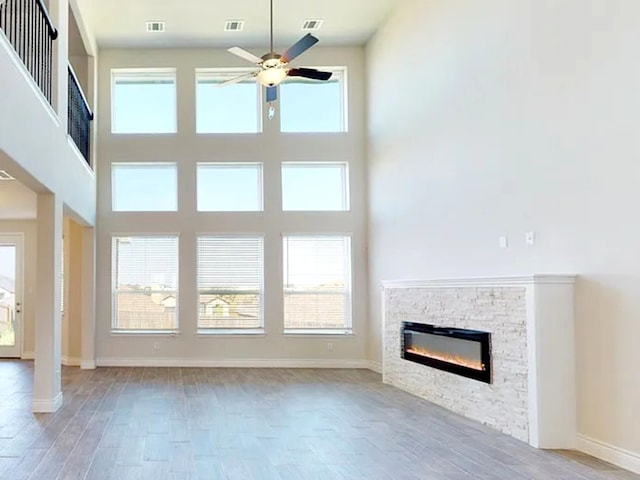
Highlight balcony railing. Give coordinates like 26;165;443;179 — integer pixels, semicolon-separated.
68;64;93;165
0;0;58;104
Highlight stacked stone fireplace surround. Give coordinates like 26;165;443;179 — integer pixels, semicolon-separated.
382;276;576;449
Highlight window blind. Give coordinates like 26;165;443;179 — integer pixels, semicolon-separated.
283;235;352;331
113;236;178;331
197;236;264;330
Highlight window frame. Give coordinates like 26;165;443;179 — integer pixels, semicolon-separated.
196;234;265;335
111;68;178;134
111;234;180;334
279;66;348;133
111;162;178;212
195;68;263;134
196;162;264;212
282;233;353;335
281;161;350;212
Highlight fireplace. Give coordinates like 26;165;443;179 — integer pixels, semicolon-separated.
401;322;491;383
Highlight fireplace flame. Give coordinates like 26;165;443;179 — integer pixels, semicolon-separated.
406;346;485;371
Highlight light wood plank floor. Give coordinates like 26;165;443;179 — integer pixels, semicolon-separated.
0;360;637;480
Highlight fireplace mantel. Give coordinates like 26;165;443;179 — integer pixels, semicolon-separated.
382;274;576;449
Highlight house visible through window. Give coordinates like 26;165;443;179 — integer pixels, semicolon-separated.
280;68;347;133
282;162;349;211
196;69;261;134
112;163;178;212
283;235;352;333
197;236;264;331
113;236;179;331
111;69;177;134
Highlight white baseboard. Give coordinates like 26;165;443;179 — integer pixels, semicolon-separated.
577;434;640;474
368;361;382;373
61;356;81;367
32;392;63;413
21;351;34;360
80;360;97;370
96;357;372;369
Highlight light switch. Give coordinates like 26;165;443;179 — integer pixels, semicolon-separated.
499;236;508;249
526;232;535;246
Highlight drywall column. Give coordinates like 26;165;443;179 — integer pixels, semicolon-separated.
49;0;69;131
33;193;63;413
80;225;96;369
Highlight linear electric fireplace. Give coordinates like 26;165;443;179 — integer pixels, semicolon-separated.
401;322;491;383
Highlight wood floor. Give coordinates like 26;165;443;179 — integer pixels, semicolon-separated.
0;360;637;480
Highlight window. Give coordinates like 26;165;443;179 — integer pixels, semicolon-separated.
113;236;179;331
283;235;352;333
282;162;349;211
196;70;261;133
112;163;177;212
280;68;346;133
111;69;177;134
197;163;262;211
197;236;264;331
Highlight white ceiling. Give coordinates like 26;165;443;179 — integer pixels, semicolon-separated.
79;0;398;49
0;180;37;220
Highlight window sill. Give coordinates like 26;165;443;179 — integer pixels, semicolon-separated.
284;329;353;336
197;328;265;336
110;330;180;337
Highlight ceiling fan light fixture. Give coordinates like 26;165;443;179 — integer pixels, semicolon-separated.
257;67;288;87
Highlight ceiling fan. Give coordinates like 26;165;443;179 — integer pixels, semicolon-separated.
221;0;333;106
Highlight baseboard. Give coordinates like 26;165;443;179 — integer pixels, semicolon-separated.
80;360;97;370
96;357;371;369
61;356;81;367
21;351;34;360
577;434;640;474
368;361;382;373
32;392;63;413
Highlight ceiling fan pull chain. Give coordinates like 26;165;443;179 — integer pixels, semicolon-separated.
268;104;276;120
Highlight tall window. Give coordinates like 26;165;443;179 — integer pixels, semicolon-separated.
283;235;352;333
282;162;349;211
197;163;262;211
280;68;347;133
197;236;264;331
112;163;178;211
113;236;179;331
111;69;177;134
196;69;261;133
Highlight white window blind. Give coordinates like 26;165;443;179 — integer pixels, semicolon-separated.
197;163;263;212
283;235;352;332
282;162;349;211
113;236;178;331
111;69;177;134
197;236;264;330
112;163;178;212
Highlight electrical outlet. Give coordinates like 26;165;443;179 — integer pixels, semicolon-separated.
525;232;536;246
153;342;160;351
327;343;334;351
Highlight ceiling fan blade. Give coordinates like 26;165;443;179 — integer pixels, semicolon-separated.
218;72;257;87
266;86;278;102
227;47;263;65
281;33;319;63
287;68;333;81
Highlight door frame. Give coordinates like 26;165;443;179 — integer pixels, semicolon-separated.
0;233;24;358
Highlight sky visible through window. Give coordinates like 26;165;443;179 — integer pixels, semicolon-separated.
112;77;176;134
197;164;262;211
280;78;343;133
113;164;177;211
282;163;347;211
0;246;15;281
197;79;260;133
115;237;177;288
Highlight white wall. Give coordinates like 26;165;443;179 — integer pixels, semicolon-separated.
95;47;368;364
0;221;37;356
0;3;96;225
367;0;640;463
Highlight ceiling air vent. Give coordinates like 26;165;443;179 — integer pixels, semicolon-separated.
302;19;323;31
0;170;15;180
146;21;165;33
225;20;245;32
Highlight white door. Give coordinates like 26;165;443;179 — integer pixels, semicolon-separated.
0;235;23;358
